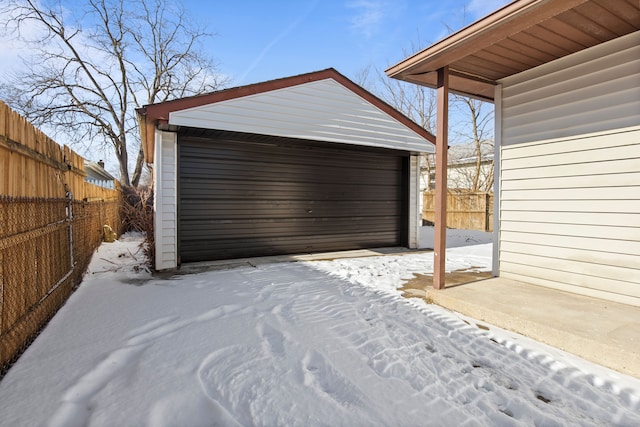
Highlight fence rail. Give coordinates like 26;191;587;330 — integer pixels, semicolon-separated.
0;101;121;375
423;191;494;232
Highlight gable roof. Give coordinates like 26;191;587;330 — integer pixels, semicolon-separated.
84;160;116;182
137;68;435;162
386;0;640;101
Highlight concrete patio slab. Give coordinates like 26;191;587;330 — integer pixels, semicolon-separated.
408;277;640;379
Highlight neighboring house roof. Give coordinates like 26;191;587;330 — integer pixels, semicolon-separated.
424;141;494;166
137;68;436;163
386;0;640;101
84;160;116;182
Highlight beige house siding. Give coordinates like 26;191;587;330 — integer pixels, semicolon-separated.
500;126;640;306
153;130;178;270
501;31;640;146
497;32;640;307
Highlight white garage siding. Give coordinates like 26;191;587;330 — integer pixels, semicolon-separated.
497;32;640;307
168;78;433;154
409;154;420;249
153;130;178;270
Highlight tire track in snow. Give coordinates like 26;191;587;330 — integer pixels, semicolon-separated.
126;315;179;338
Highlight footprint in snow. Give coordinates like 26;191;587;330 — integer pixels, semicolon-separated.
257;322;287;358
302;349;365;409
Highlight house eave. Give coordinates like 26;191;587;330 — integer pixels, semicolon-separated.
386;0;639;100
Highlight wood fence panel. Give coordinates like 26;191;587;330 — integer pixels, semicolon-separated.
0;101;122;375
423;191;494;232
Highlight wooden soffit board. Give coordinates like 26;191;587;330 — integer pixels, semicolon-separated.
387;0;640;101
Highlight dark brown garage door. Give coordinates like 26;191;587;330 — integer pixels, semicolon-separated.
178;129;408;262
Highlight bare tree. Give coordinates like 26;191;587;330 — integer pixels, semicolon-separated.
439;2;495;192
1;0;227;187
355;61;437;191
359;4;495;193
450;95;494;192
357;60;495;193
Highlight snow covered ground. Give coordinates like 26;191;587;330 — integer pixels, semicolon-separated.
419;225;494;249
1;232;639;426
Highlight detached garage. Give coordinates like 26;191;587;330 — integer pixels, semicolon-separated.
137;69;435;269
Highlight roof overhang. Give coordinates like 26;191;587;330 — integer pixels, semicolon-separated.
386;0;640;101
137;68;435;163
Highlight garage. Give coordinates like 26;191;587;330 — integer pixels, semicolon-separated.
178;129;408;262
137;68;435;270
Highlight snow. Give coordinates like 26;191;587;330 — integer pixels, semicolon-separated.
419;225;494;249
1;232;639;426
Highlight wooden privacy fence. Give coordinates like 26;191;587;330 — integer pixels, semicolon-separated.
0;101;122;374
423;191;494;232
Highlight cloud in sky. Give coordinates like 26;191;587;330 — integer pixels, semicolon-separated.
237;0;319;84
0;8;46;80
346;0;388;38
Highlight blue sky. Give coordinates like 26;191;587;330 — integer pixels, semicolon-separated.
183;0;512;86
0;0;511;174
0;0;513;97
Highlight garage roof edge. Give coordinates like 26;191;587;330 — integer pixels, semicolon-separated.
136;68;435;163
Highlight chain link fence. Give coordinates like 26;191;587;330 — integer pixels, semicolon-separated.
0;196;121;377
